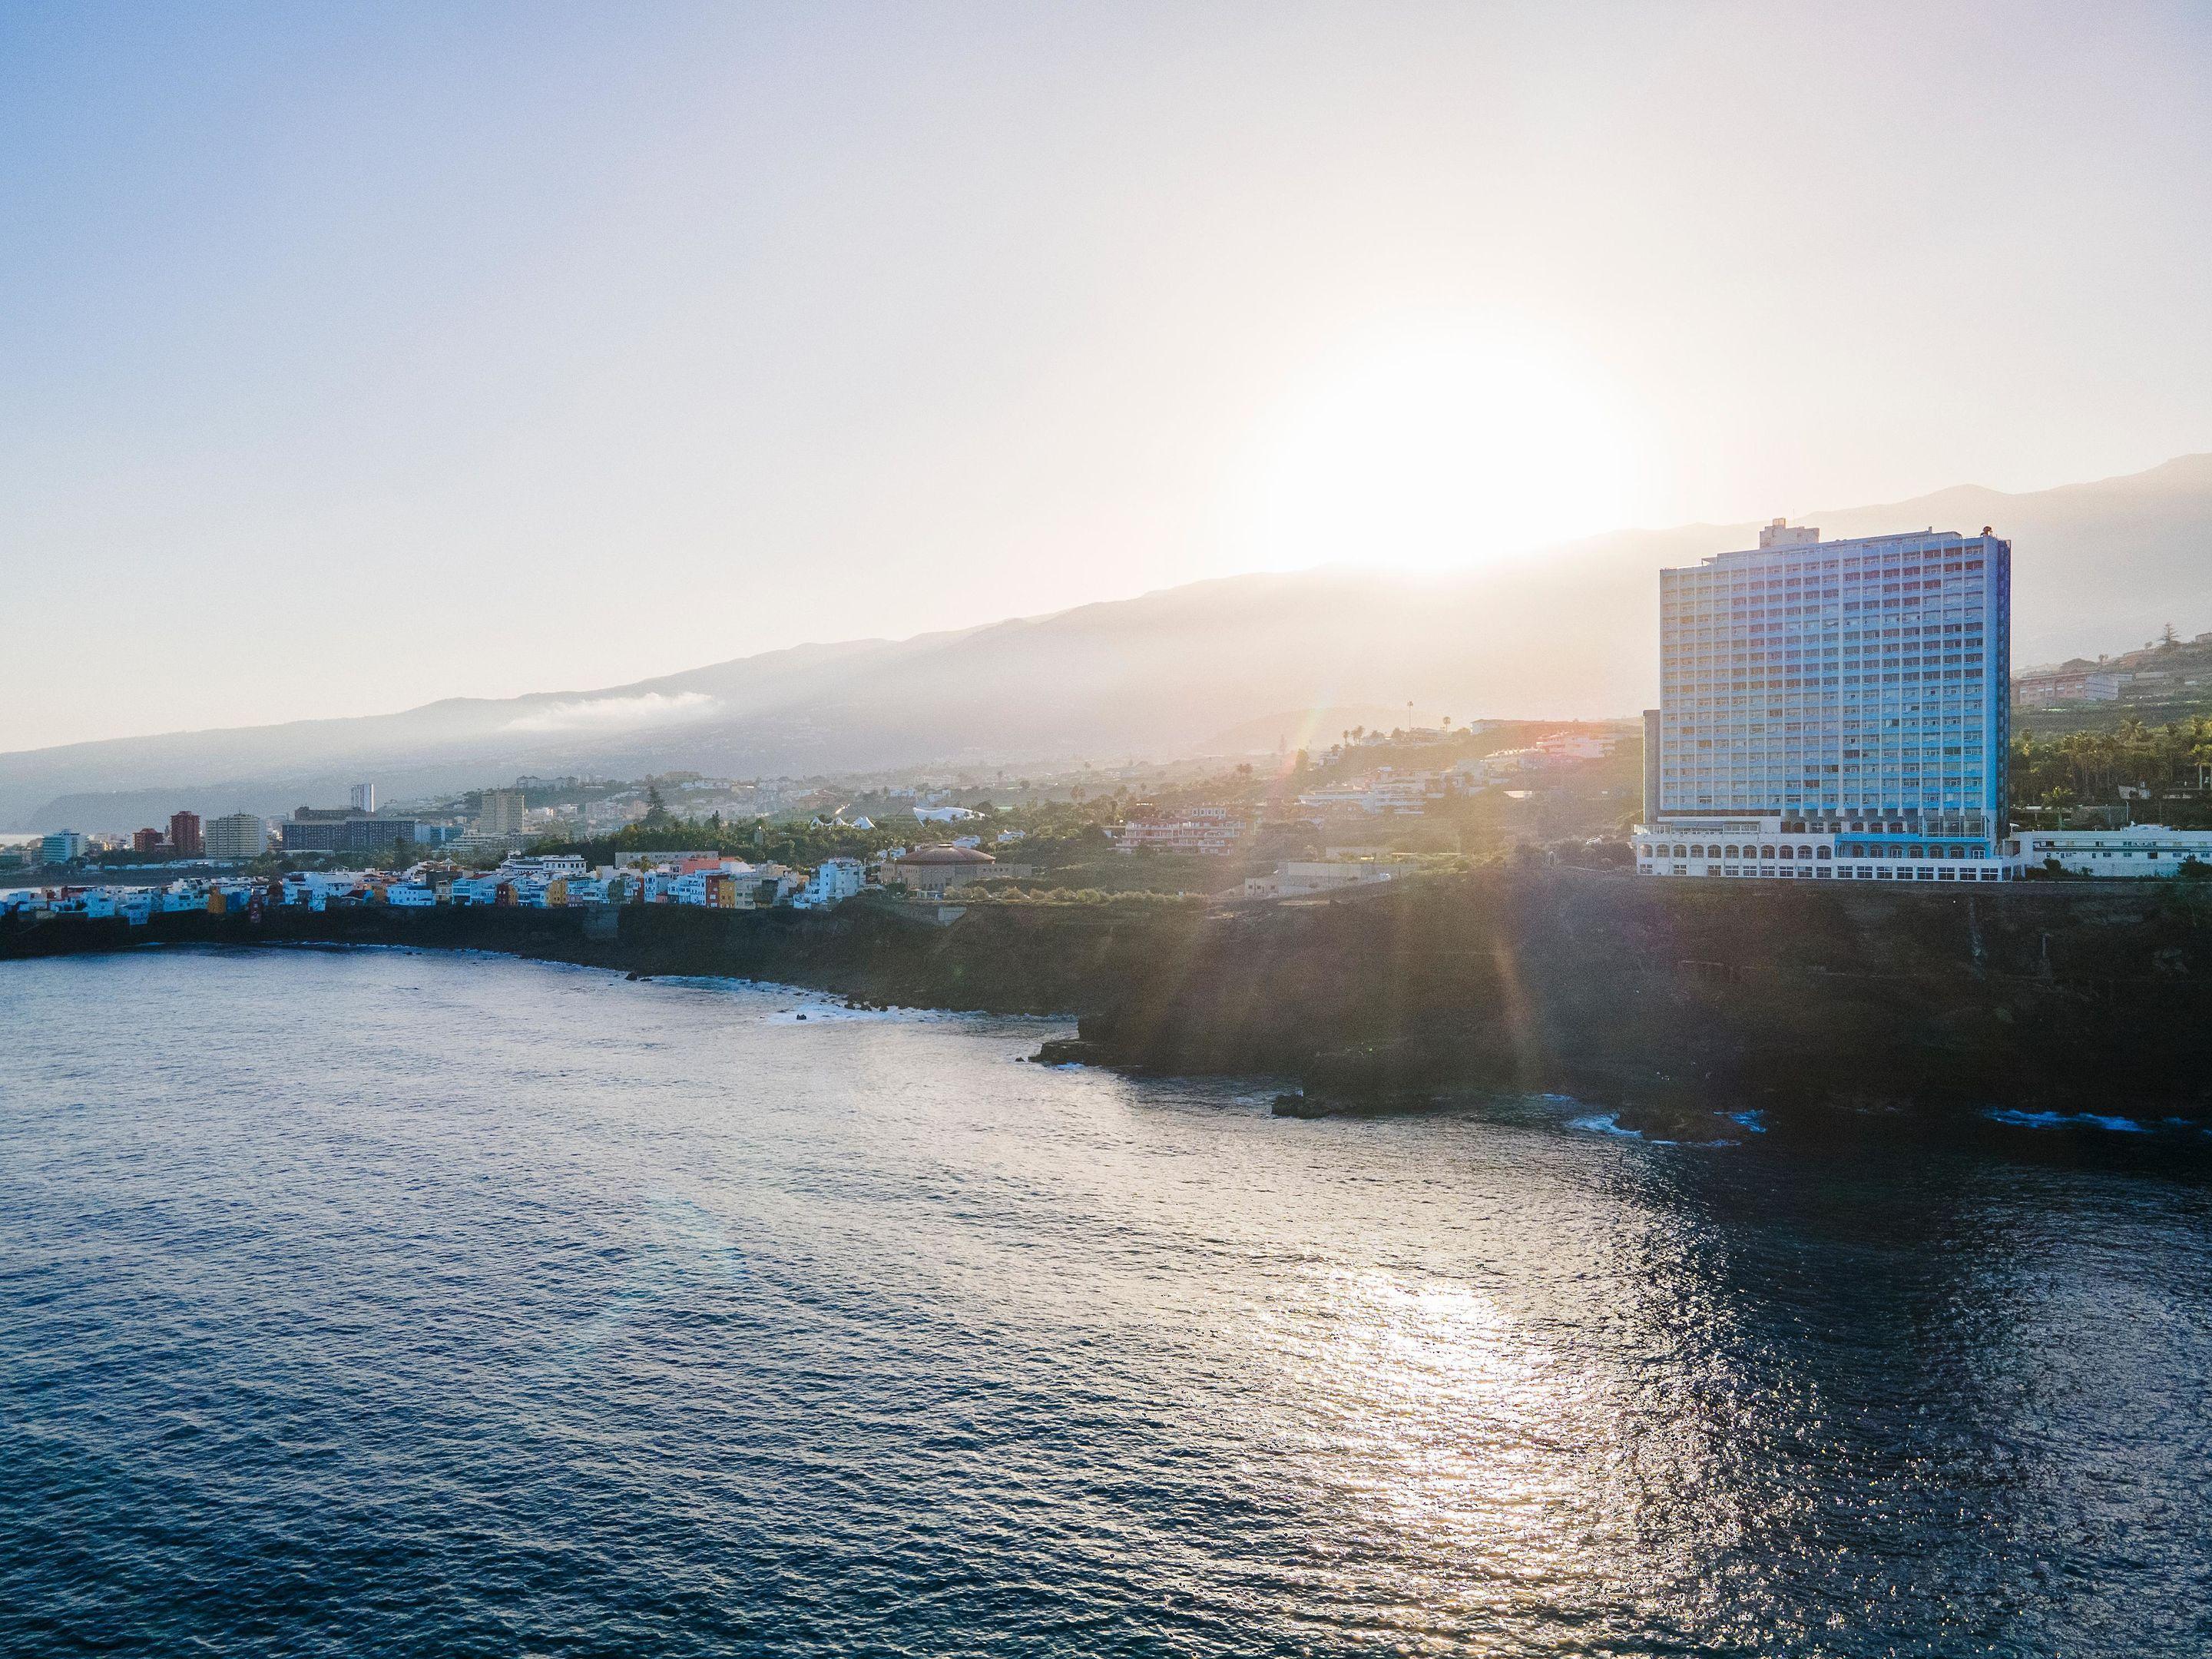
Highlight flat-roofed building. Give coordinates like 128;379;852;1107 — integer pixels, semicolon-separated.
1635;520;2014;882
477;789;526;836
279;806;420;853
206;813;268;860
2012;667;2121;704
2009;826;2212;876
1114;804;1254;854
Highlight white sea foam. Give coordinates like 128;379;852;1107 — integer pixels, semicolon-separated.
1985;1109;2148;1134
1570;1113;1678;1145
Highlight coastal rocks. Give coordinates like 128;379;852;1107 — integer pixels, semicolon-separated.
1270;1090;1435;1120
1032;1036;1110;1067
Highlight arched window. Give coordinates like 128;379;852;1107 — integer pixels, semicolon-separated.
1724;845;1740;859
1760;846;1777;859
1777;846;1794;860
1815;846;1831;859
1674;845;1687;858
1909;845;1925;859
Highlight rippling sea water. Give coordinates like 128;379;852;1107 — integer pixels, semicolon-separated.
3;947;2210;1657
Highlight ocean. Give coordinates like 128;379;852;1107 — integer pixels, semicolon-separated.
2;945;2207;1656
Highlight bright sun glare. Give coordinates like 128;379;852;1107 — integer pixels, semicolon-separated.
1240;326;1637;575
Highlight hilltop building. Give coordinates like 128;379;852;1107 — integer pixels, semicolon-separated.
1634;521;2015;882
2012;666;2123;704
349;783;377;812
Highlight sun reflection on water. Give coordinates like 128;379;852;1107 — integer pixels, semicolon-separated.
1261;1270;1585;1572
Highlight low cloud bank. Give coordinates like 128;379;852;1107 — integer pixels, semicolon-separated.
506;692;718;733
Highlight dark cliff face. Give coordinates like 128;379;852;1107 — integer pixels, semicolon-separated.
1064;876;2212;1119
11;876;2212;1124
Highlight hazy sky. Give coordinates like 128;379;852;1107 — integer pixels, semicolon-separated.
4;2;2209;750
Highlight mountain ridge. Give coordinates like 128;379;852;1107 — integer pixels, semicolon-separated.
8;452;2210;831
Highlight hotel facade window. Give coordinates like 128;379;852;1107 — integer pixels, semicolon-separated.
1634;520;2012;880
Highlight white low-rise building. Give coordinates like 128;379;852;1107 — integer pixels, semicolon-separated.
1535;731;1620;761
1635;818;2212;882
282;871;367;908
794;856;865;909
498;853;587;881
1243;859;1416;899
1296;778;1432;815
2010;826;2212;876
1634;818;2015;882
159;883;210;913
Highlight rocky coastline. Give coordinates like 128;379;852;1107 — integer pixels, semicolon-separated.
10;874;2212;1141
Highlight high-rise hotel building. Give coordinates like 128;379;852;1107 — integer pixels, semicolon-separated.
1634;521;2015;882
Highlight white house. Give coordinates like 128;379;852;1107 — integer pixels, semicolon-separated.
795;857;865;909
499;853;586;881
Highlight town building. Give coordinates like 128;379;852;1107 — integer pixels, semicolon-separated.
1535;731;1619;760
40;830;86;866
1114;804;1254;855
497;853;588;881
132;827;165;854
279;806;422;853
205;813;269;860
795;856;866;909
349;783;377;813
168;811;204;858
1241;858;1416;899
476;789;526;836
2012;666;2122;704
879;844;1032;893
1296;777;1435;816
1636;521;2013;879
612;849;721;870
